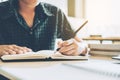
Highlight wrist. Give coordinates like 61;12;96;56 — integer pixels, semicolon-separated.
76;41;88;56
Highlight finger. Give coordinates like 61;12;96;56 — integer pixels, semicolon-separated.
59;44;75;53
63;39;74;46
7;45;15;49
5;49;17;55
61;41;70;46
62;49;76;56
1;51;9;55
9;45;24;54
5;45;25;54
59;41;78;53
74;36;83;42
58;41;69;47
13;46;30;53
66;39;74;45
12;45;32;54
7;45;22;54
13;49;24;54
22;47;32;52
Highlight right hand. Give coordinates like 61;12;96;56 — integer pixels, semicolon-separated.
0;45;32;56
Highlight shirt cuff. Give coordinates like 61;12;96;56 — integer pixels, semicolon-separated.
75;40;89;56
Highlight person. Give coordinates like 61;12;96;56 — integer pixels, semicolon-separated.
0;0;87;56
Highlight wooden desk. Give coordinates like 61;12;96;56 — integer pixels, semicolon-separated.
83;37;120;44
0;56;120;80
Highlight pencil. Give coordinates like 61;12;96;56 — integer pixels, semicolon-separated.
56;19;88;51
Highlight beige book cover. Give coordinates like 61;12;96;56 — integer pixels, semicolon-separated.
89;44;120;51
90;50;120;56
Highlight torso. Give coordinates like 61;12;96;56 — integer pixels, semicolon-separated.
0;2;73;51
19;11;35;28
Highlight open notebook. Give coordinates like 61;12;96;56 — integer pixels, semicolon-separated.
0;50;88;62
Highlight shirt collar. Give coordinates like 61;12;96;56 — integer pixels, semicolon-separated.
39;2;54;16
1;1;54;20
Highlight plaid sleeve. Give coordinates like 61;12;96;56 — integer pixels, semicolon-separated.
0;20;5;44
0;32;5;44
57;9;75;40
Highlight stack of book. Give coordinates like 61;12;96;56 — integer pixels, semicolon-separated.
89;44;120;56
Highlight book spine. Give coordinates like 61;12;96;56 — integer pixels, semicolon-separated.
90;51;120;56
89;44;120;51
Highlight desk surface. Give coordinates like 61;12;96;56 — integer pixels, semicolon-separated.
0;56;120;80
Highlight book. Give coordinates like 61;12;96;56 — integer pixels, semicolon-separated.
90;50;120;56
0;50;88;62
89;44;120;51
89;44;120;56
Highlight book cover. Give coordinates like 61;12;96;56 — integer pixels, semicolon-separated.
89;44;120;51
90;50;120;56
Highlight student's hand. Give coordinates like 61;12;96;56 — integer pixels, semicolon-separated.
0;45;32;56
58;39;78;56
57;38;88;56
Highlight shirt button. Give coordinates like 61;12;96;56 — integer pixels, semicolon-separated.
38;20;40;23
30;31;33;34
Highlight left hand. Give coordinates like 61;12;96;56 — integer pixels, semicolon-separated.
58;39;80;56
